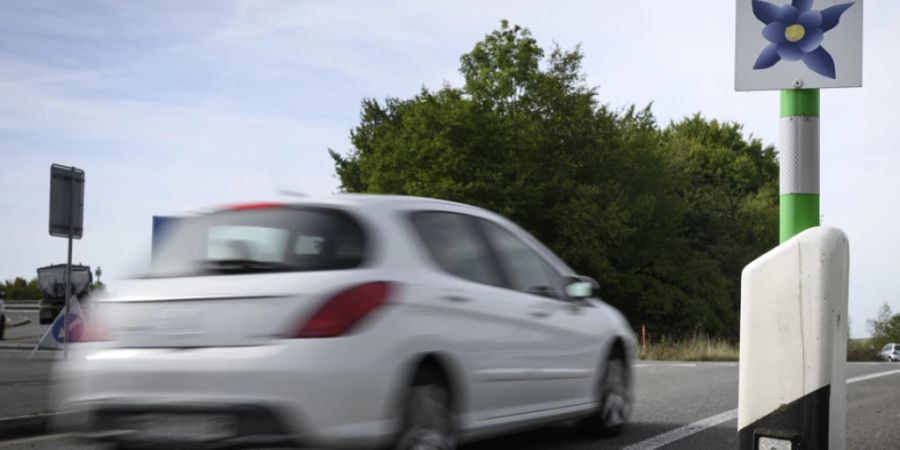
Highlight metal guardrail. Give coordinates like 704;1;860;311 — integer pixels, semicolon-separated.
3;300;40;311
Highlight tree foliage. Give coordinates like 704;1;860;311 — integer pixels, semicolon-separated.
329;21;778;339
2;277;42;300
868;303;900;350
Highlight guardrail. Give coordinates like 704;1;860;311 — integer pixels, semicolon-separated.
3;300;40;311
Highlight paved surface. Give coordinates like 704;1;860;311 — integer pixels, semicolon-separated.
0;350;56;418
0;312;47;349
0;355;898;449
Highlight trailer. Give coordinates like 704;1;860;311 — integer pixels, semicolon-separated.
37;264;92;324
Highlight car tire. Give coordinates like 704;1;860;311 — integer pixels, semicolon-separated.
581;352;632;437
394;370;456;450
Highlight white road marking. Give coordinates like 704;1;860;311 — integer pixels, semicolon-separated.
846;368;900;385
621;367;900;450
621;410;738;450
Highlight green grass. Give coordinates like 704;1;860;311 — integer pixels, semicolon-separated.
640;335;739;361
639;336;881;362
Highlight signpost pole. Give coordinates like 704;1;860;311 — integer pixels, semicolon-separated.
63;166;75;360
779;88;820;242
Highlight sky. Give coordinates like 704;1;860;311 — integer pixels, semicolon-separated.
0;0;897;337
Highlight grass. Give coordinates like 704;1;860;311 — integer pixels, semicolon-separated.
640;335;881;362
640;334;739;361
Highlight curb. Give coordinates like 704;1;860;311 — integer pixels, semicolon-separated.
0;343;43;351
7;317;32;328
0;413;59;441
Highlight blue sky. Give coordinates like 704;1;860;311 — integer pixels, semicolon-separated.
1;0;898;337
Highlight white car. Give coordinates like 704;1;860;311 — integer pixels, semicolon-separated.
878;343;900;362
54;195;636;449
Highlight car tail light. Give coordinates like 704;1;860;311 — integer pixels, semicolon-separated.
226;202;284;211
77;319;110;343
293;282;392;338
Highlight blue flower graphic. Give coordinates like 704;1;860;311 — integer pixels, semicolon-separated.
752;0;854;79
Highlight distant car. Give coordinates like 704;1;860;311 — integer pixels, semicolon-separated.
0;288;6;340
54;195;636;450
877;343;900;362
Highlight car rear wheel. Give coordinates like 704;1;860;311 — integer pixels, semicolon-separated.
394;371;456;450
581;353;632;437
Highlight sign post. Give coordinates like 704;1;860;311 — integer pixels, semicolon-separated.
735;1;862;448
779;88;820;242
49;164;85;359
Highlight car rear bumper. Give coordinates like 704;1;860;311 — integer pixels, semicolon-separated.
63;402;302;449
54;342;401;449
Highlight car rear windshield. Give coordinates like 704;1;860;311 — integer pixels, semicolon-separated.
146;207;367;277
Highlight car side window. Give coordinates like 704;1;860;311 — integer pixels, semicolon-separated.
410;212;503;287
478;219;562;299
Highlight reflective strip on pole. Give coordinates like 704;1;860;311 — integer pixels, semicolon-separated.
779;117;819;195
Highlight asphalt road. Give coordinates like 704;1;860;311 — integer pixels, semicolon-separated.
1;311;45;347
1;354;898;449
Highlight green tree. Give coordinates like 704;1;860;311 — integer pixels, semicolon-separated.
329;21;778;339
2;277;42;300
868;303;900;351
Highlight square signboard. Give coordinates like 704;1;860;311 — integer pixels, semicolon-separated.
49;164;85;239
735;0;862;91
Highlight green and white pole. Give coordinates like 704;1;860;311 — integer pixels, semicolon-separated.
779;88;819;243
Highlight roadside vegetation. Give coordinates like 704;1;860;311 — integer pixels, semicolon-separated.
849;303;900;361
640;334;739;361
639;303;900;361
2;277;41;300
847;339;876;362
329;21;778;341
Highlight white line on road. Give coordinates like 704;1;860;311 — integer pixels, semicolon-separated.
846;368;900;384
633;363;699;368
621;409;737;450
621;367;900;450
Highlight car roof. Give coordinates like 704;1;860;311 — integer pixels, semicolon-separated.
284;193;476;209
259;193;499;218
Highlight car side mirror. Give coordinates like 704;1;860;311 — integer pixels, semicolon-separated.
564;275;599;300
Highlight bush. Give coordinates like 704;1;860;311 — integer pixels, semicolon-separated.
847;339;877;362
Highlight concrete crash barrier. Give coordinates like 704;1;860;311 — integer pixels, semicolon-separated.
738;226;849;449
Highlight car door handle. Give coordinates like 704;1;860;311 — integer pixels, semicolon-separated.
442;295;472;303
529;310;551;318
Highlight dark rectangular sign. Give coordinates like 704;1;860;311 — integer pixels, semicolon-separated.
49;164;85;239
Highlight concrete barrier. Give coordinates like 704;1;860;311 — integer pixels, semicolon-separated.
738;226;849;449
